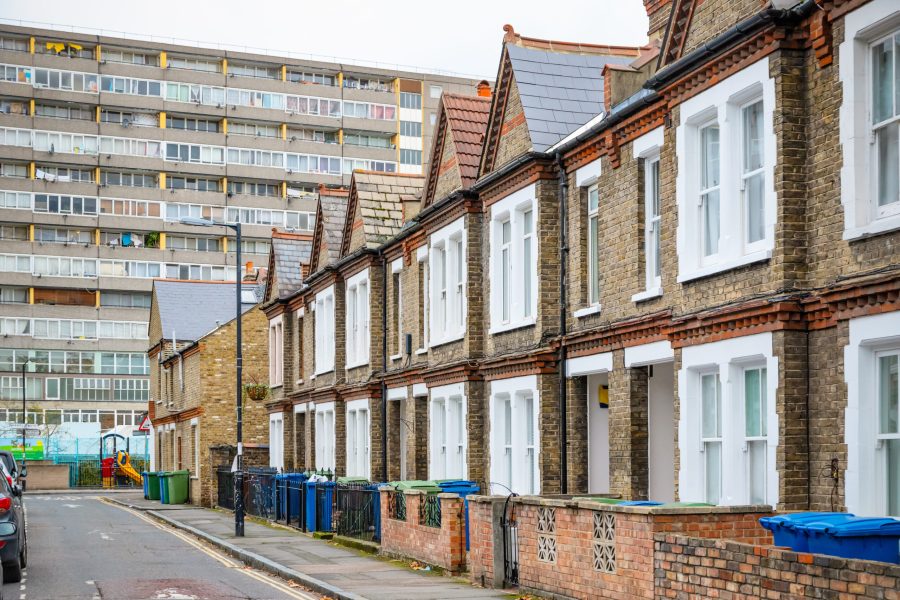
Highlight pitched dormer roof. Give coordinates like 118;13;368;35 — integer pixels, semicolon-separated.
423;93;491;205
341;171;424;256
480;25;641;175
307;189;349;276
263;229;313;302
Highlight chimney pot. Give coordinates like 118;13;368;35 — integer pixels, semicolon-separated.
477;80;492;98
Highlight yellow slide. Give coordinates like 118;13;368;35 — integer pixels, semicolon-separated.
116;450;143;485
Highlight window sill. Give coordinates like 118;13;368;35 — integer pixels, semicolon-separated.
428;333;464;349
573;305;602;319
295;379;303;386
270;384;283;390
390;354;402;362
677;250;771;284
345;360;369;370
489;317;536;335
843;215;900;242
631;287;662;303
415;348;428;356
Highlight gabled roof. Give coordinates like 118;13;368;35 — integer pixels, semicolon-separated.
307;189;349;276
423;93;491;206
263;229;313;302
151;280;260;343
341;171;424;256
480;25;641;174
659;0;699;68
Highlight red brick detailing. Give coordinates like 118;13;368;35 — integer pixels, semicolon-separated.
655;533;900;599
660;0;699;66
379;490;467;573
810;9;833;68
480;350;559;381
468;498;772;600
499;111;526;137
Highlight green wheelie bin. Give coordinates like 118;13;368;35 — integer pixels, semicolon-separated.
146;472;161;501
166;470;190;504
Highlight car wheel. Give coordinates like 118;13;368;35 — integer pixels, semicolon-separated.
3;560;21;584
18;536;25;569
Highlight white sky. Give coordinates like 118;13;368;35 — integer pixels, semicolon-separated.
0;0;649;80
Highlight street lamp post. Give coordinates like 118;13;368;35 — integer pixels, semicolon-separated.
179;217;244;536
20;359;32;482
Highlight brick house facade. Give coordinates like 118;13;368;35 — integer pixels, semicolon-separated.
148;278;269;507
266;0;900;517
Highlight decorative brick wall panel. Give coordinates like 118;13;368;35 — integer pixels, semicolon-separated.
379;490;466;573
469;497;773;600
655;533;900;599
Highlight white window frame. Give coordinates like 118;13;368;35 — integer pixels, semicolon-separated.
314;286;335;375
269;413;284;471
345;269;370;368
489;375;540;495
678;332;778;507
428;218;466;346
587;184;601;306
742;364;768;505
844;310;900;516
268;315;284;387
676;58;776;282
417;246;429;352
489;184;538;333
840;0;900;239
631;125;666;303
314;402;336;472
345;398;371;479
391;258;403;358
429;383;467;480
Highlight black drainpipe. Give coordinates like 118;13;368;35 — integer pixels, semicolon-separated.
556;153;569;495
380;249;389;483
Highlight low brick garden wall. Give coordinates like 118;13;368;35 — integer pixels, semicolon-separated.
655;533;900;598
469;495;773;600
379;489;467;573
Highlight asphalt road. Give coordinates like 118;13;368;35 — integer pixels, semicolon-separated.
15;493;319;600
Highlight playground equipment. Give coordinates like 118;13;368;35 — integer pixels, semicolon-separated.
116;451;143;485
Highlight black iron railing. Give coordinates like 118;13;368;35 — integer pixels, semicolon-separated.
244;468;277;520
419;493;442;528
387;490;406;521
332;483;379;541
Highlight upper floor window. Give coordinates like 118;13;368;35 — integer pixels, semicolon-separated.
644;157;661;293
676;58;774;282
400;92;421;110
345;270;370;368
314;287;335;375
269;316;284;387
429;219;466;346
103;49;158;66
168;56;220;73
287;71;334;86
872;31;900;218
587;184;600;305
490;185;538;333
229;63;278;80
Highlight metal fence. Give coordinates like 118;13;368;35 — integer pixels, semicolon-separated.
244;469;277;520
387;490;406;521
502;495;520;587
332;483;380;542
419;493;442;528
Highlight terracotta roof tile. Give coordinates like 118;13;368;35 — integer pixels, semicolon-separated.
441;94;492;187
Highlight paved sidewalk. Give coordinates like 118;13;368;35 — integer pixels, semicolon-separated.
108;492;508;600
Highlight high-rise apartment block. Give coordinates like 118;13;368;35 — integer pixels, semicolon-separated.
0;23;478;437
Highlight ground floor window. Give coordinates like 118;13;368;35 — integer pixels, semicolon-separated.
269;413;284;471
490;375;539;495
314;403;335;473
346;399;370;479
878;349;900;516
679;332;777;506
429;383;466;480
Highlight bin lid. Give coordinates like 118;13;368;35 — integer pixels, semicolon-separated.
659;502;715;508
393;480;442;492
574;497;625;505
807;517;900;537
620;500;663;507
171;470;190;476
337;476;370;484
761;512;852;529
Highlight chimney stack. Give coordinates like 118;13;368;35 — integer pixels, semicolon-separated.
477;80;492;98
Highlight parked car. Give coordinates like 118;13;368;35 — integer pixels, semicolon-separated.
0;453;17;484
0;463;25;583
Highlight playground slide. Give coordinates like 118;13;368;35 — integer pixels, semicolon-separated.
115;451;143;485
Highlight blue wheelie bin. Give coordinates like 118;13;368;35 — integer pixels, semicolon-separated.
759;512;853;552
804;517;900;563
619;500;663;507
158;472;170;504
142;472;150;499
436;480;480;550
304;480;316;532
316;481;336;532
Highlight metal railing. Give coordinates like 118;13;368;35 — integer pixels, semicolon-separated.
387;490;406;521
419;493;442;528
244;468;277;520
332;483;379;542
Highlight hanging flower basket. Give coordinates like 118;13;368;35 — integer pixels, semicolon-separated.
243;383;270;402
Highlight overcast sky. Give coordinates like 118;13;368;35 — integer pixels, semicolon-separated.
1;0;649;79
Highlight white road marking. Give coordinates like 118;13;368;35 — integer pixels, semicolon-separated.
102;499;317;599
62;504;81;508
85;580;94;585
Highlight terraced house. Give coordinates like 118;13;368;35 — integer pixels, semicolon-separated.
265;0;900;517
0;23;476;439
